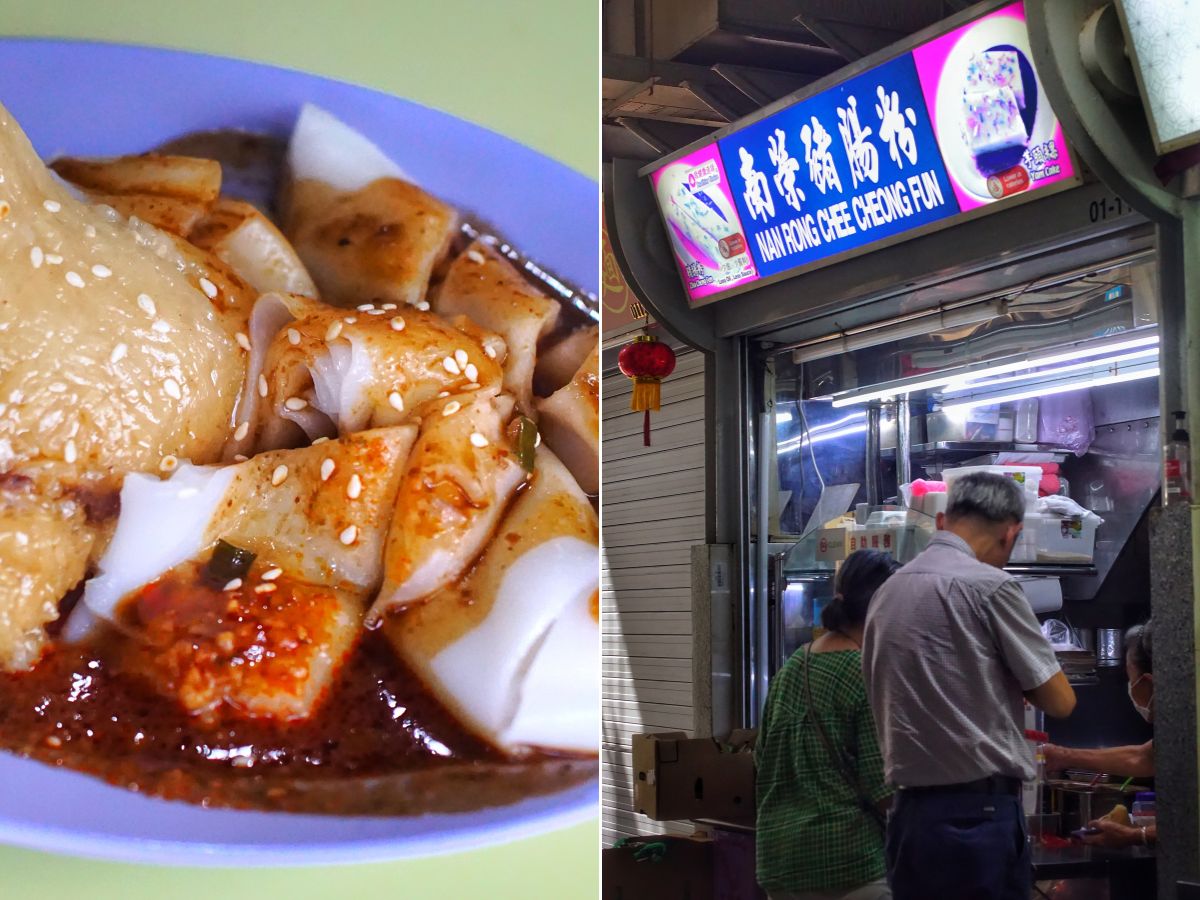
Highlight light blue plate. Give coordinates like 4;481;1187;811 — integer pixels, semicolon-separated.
0;39;597;867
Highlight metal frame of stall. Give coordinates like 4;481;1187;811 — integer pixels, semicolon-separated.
604;1;1200;896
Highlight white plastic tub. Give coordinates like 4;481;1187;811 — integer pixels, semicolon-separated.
941;464;1042;508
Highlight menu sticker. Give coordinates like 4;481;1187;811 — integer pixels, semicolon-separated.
718;53;960;279
649;144;757;302
911;0;1076;212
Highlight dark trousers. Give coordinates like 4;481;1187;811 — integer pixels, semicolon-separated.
886;790;1030;900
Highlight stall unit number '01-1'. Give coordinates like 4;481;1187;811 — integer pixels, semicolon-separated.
1088;195;1132;223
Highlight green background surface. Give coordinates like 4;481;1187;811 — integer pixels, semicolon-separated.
0;1;599;898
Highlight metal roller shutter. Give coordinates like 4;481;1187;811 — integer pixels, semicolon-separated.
601;342;705;848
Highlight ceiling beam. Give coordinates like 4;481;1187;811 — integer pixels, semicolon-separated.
602;76;660;117
612;118;671;154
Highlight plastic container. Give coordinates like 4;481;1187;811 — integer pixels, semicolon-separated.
1131;792;1156;827
1025;512;1098;564
941;465;1042;509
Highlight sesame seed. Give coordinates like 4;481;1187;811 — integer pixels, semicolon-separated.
388;391;404;412
257;374;268;398
357;304;375;312
137;294;156;316
64;439;77;463
367;308;385;315
29;246;43;268
45;254;63;265
44;735;62;749
320;458;335;481
311;436;331;445
344;317;357;325
390;316;406;332
465;363;479;383
235;332;251;351
287;328;301;346
234;421;249;441
262;567;283;581
163;378;181;400
65;270;84;288
443;400;462;416
417;301;431;311
199;277;218;298
381;303;397;311
339;525;358;545
470;432;489;448
91;264;111;278
454;349;469;368
271;464;288;486
152;319;170;334
160;454;178;472
43;199;61;213
254;583;277;594
346;474;362;499
233;454;248;462
442;356;461;375
284;397;308;411
466;249;485;264
325;320;343;341
534;432;542;447
109;343;127;364
223;578;243;592
463;383;481;391
484;345;498;359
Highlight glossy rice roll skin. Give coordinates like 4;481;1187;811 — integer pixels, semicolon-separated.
371;389;526;617
242;293;505;451
69;426;416;721
434;241;562;418
535;344;599;496
187;198;318;297
384;447;599;755
280;105;458;309
0;102;252;670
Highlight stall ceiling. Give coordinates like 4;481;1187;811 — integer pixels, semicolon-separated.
602;0;974;161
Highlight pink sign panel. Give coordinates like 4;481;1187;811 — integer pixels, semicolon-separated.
649;143;758;302
911;0;1076;212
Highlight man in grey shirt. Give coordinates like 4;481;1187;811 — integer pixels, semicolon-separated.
862;472;1076;900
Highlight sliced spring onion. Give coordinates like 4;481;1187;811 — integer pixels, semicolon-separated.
205;539;257;585
515;416;538;473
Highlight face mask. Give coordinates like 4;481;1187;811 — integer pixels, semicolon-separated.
1128;674;1153;722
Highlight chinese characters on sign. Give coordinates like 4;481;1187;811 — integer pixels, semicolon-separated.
719;54;958;279
646;0;1079;305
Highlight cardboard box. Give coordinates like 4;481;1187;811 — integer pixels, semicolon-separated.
602;835;714;900
632;730;756;826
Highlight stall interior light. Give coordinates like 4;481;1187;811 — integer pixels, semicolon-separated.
941;347;1160;394
1116;0;1200;154
940;364;1160;413
828;333;1159;408
778;411;866;454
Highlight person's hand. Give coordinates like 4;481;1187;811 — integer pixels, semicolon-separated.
1042;743;1072;774
1081;817;1144;848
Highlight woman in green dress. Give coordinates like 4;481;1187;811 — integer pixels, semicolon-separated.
756;549;899;900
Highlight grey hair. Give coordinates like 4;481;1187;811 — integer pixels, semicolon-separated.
945;472;1025;525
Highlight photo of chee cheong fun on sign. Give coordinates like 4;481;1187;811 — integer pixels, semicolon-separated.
651;0;1078;306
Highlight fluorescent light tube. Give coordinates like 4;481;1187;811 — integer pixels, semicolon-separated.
829;333;1159;408
941;366;1160;413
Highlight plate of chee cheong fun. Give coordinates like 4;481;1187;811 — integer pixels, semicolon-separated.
0;39;599;866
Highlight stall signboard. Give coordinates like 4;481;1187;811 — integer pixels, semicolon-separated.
647;0;1079;306
649;142;758;301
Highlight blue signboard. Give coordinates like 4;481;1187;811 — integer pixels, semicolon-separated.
718;53;960;278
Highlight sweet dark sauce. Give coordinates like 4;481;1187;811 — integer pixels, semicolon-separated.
0;594;590;814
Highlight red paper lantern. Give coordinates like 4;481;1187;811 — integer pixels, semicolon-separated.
618;334;676;446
